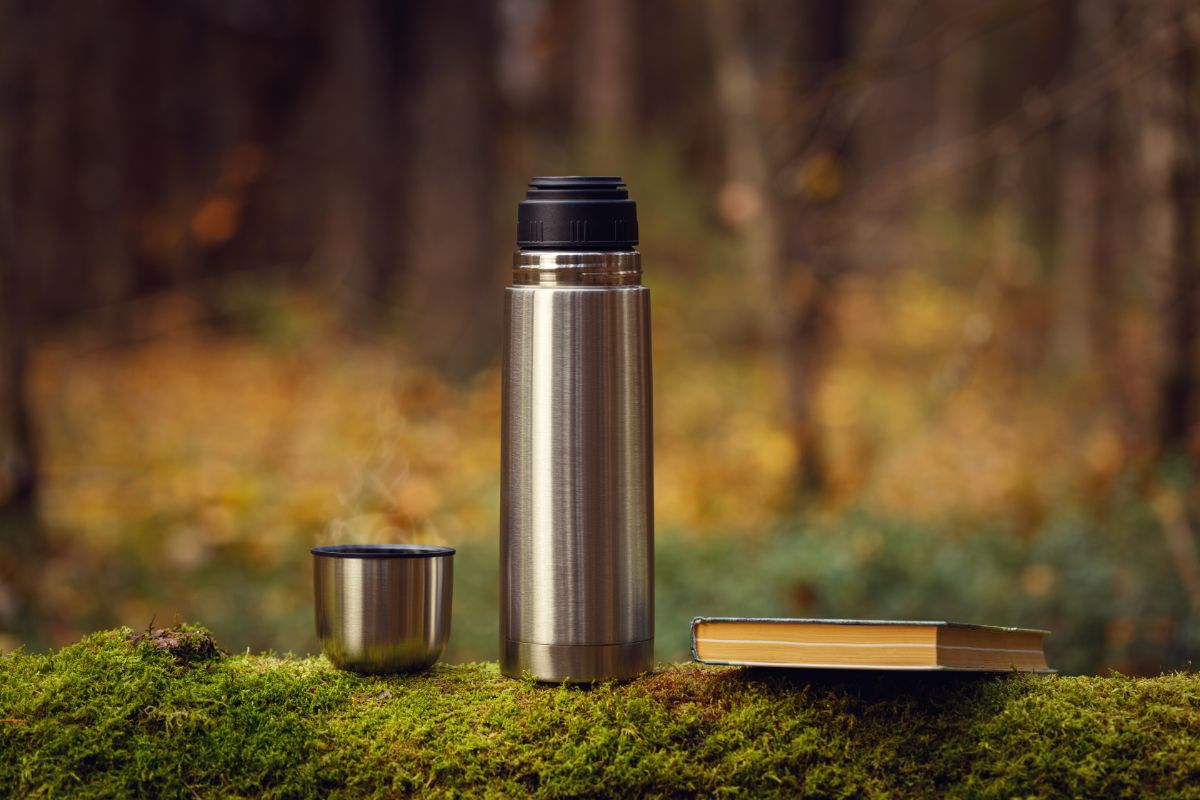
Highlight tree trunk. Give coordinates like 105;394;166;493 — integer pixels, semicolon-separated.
784;0;855;496
311;0;389;328
573;0;634;166
1159;6;1200;458
705;0;855;497
0;211;37;512
400;0;501;376
0;0;45;649
0;0;38;511
1051;1;1104;369
704;0;784;346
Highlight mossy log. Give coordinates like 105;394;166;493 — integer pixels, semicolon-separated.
2;625;1199;798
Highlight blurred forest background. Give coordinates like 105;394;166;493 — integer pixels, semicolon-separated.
2;0;1200;675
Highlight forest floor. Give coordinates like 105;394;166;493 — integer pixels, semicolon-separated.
2;625;1199;798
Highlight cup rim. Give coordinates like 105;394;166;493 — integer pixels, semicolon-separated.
310;544;456;559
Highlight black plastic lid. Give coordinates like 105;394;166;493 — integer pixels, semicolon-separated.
517;176;638;250
310;544;455;558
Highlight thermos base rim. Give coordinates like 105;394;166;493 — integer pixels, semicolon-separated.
501;638;653;683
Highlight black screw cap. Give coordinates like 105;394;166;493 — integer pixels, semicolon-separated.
517;176;638;250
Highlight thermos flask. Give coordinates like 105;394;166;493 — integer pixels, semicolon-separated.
500;176;653;682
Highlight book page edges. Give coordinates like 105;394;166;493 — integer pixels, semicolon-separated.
692;618;1051;672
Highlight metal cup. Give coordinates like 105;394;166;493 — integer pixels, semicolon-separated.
312;544;454;673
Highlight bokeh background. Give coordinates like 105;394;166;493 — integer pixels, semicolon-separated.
2;0;1200;675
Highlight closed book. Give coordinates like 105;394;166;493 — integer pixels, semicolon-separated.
691;617;1053;672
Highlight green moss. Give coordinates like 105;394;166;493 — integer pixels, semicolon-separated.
2;626;1199;798
126;623;225;665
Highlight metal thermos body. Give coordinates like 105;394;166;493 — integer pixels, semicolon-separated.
500;242;654;682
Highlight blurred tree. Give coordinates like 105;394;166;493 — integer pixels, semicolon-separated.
930;0;983;209
572;0;634;165
0;209;35;513
400;0;502;375
0;0;44;649
705;0;847;496
776;0;855;496
705;0;874;497
1052;1;1115;370
312;0;392;327
705;0;782;344
1160;2;1200;460
1050;1;1149;455
631;0;720;172
0;1;36;512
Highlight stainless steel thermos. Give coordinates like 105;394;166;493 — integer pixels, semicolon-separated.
500;176;653;682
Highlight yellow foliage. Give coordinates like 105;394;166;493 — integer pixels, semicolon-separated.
24;254;1155;646
795;152;842;200
190;196;240;245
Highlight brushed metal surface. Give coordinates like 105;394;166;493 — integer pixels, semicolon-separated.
313;545;453;673
512;251;642;286
501;249;654;682
501;639;653;682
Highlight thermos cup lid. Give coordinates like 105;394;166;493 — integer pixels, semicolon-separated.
310;544;455;558
517;176;638;250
